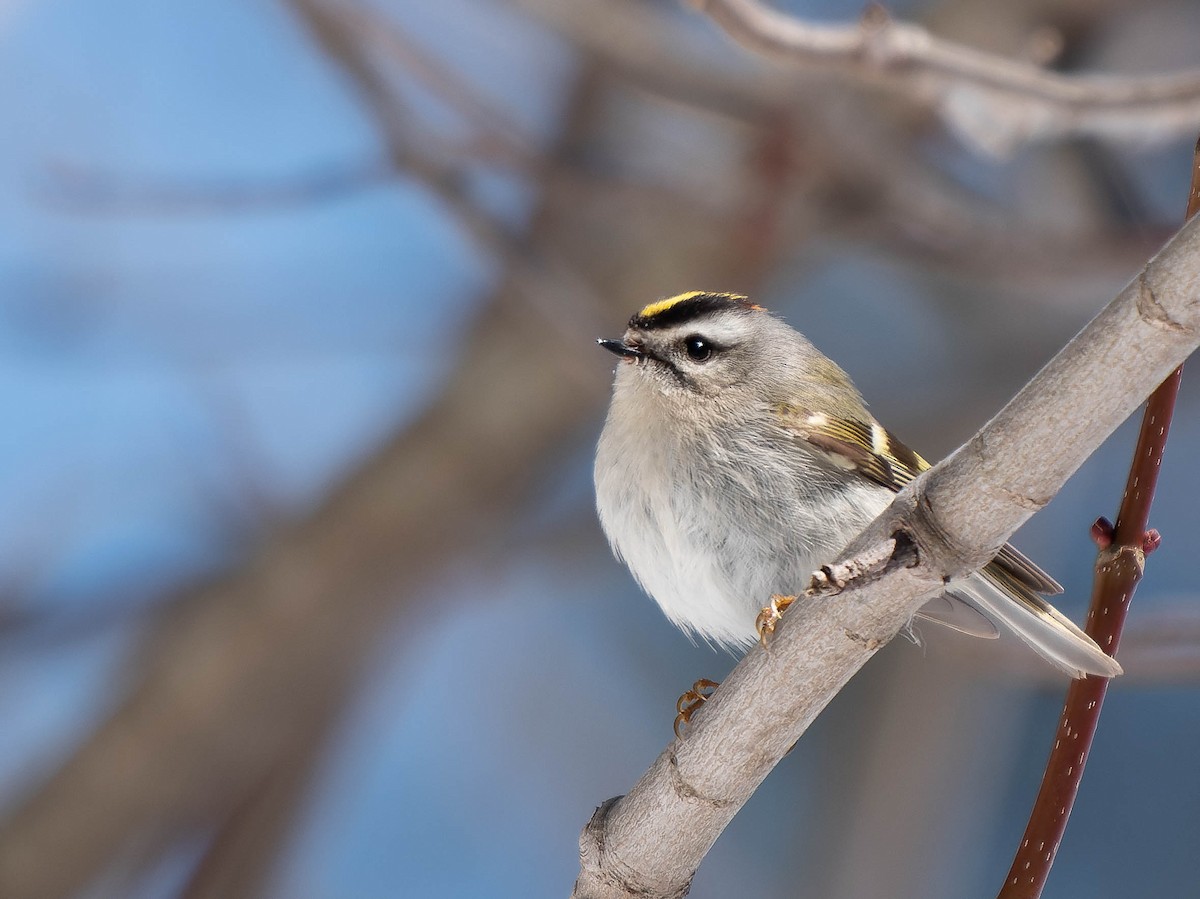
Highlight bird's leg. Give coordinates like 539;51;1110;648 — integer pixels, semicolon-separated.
673;678;720;738
755;593;797;646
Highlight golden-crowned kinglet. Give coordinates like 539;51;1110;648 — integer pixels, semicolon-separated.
594;291;1121;678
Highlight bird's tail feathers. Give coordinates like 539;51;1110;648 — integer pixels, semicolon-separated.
947;573;1122;679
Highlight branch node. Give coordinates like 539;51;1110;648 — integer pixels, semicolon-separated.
579;797;621;861
1095;544;1146;580
993;484;1050;511
577;797;683;899
1137;270;1193;334
668;749;737;808
842;628;884;651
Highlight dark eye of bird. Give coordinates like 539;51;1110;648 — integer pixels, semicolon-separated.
683;335;712;362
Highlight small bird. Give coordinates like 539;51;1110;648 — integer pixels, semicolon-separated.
594;291;1121;679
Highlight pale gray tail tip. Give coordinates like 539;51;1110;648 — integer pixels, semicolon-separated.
1064;646;1122;678
1079;653;1123;679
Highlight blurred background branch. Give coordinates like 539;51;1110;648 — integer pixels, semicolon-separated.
695;0;1200;153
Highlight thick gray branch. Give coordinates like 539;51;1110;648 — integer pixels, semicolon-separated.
573;213;1200;898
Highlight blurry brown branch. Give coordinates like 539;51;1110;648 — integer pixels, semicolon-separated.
0;3;784;896
290;0;522;266
518;0;1168;292
997;141;1199;899
291;0;615;345
325;0;536;166
178;694;341;899
42;158;394;214
511;0;786;122
0;182;592;899
573;214;1200;898
45;2;715;268
692;0;1200;154
46;0;1171;302
42;3;535;218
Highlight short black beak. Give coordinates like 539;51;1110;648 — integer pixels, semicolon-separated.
597;337;644;359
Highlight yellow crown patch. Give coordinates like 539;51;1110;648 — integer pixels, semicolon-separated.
636;291;753;320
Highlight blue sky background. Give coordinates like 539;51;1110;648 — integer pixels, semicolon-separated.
1;1;1198;897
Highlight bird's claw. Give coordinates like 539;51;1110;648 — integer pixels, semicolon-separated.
673;678;720;739
755;593;797;647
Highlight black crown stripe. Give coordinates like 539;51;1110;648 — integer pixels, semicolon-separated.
629;291;761;330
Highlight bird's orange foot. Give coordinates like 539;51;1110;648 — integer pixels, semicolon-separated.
756;593;797;647
673;678;719;739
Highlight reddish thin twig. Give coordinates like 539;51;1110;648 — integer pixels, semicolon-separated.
997;138;1199;899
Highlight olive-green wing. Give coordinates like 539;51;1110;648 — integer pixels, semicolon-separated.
775;404;1062;597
